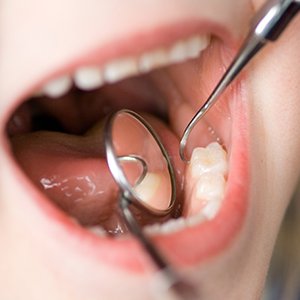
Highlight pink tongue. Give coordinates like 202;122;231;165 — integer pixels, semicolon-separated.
11;114;184;232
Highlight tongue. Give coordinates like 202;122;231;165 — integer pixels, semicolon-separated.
11;114;184;233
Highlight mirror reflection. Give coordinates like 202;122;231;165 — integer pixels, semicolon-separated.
108;110;174;212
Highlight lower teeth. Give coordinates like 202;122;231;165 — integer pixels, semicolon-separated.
87;225;108;237
143;141;228;235
185;142;228;219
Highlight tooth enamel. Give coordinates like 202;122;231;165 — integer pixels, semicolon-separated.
139;49;168;73
194;173;226;202
169;40;188;63
190;142;228;177
186;35;210;58
134;172;161;205
145;217;187;235
185;142;228;220
144;223;162;235
186;213;206;227
103;57;138;83
87;225;107;237
42;75;72;98
160;217;187;234
201;200;222;220
74;67;103;90
188;173;226;218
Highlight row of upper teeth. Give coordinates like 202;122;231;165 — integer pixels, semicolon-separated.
37;34;210;99
87;142;228;237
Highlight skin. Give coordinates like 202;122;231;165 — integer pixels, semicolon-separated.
1;0;300;299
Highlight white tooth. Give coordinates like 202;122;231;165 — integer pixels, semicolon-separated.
186;213;206;227
188;173;225;219
103;57;138;83
186;35;210;59
139;49;168;73
145;217;187;235
169;40;187;63
74;67;103;90
160;217;187;234
190;142;228;177
88;226;107;237
43;75;72;98
194;173;226;202
186;142;228;219
144;223;162;235
134;172;161;206
202;200;221;220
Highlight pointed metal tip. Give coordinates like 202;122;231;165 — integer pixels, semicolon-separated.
179;133;190;163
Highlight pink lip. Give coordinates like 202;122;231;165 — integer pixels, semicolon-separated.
1;19;248;273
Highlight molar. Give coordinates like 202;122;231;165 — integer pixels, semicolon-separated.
201;199;222;220
188;173;226;218
194;173;226;202
185;142;228;220
190;142;228;177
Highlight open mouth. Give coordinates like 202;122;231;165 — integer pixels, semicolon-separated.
4;22;249;273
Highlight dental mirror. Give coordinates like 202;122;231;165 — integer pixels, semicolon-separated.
104;109;176;216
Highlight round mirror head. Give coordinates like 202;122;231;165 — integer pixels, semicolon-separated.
104;110;176;216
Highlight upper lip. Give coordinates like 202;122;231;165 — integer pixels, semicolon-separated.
1;12;248;278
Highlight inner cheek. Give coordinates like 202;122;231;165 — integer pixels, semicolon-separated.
166;38;233;142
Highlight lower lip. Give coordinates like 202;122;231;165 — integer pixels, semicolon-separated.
4;83;248;273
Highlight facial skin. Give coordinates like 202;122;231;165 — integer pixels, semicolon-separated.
1;0;300;299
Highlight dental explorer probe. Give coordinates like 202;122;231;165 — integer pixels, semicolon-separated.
180;0;300;162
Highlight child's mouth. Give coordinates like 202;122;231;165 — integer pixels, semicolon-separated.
4;21;249;272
